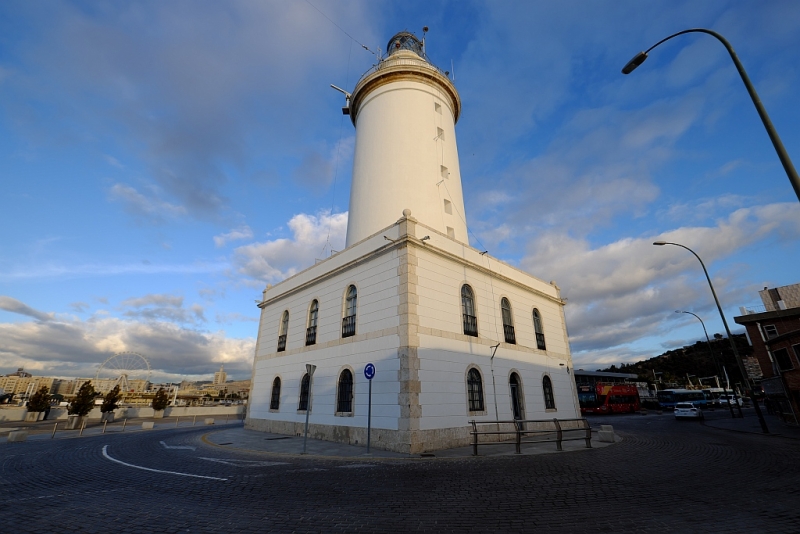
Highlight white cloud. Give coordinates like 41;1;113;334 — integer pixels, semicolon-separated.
232;211;348;284
213;225;254;248
520;202;800;353
0;303;254;380
108;183;186;224
0;296;53;322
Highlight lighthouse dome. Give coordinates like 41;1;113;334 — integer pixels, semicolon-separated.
386;31;424;57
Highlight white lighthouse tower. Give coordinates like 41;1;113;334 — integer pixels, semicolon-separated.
346;32;468;246
247;31;580;454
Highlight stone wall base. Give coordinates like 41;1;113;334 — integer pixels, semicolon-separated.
245;417;474;454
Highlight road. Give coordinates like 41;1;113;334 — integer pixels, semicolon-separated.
2;410;799;533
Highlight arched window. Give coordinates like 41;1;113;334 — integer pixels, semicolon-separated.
467;368;484;412
298;373;310;411
269;377;281;410
501;297;516;344
509;372;524;420
461;285;478;337
533;309;546;350
306;300;318;346
277;311;289;352
542;375;555;410
342;285;357;338
336;369;354;414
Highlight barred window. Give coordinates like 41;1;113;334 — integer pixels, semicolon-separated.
306;300;318;346
298;374;310;411
269;377;281;410
336;369;354;413
342;285;357;338
277;310;289;352
533;309;546;350
501;297;516;344
467;368;484;412
542;375;555;410
462;285;478;337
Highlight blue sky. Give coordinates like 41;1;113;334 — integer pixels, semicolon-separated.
1;1;799;381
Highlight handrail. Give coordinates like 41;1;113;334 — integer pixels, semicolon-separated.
469;418;592;455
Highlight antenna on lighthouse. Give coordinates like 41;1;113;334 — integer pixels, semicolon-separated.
422;26;428;55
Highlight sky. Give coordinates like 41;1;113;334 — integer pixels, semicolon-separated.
1;1;799;383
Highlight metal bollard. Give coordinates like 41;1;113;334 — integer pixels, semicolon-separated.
176;417;179;427
122;418;127;432
79;420;86;436
193;415;197;426
225;413;229;423
51;422;58;439
103;420;108;434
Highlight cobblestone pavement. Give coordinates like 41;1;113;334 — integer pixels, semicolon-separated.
2;410;799;533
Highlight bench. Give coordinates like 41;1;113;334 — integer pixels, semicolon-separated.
469;418;592;455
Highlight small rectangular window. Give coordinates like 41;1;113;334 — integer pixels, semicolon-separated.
440;165;449;179
773;348;794;372
764;324;778;339
447;227;455;239
437;127;444;141
443;199;452;214
434;102;442;113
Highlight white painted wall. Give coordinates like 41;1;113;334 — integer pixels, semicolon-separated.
346;50;468;246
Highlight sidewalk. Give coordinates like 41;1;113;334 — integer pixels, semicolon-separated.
703;409;800;439
200;425;613;459
1;416;616;458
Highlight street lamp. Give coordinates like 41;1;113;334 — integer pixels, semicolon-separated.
622;28;800;203
653;240;768;432
675;310;737;418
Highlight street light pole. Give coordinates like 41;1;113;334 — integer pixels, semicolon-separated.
676;310;736;418
654;241;768;432
622;28;800;203
302;364;317;454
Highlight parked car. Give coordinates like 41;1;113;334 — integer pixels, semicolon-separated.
674;402;704;420
718;394;743;407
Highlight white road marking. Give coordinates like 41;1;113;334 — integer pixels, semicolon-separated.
160;441;196;450
102;445;227;481
198;457;287;467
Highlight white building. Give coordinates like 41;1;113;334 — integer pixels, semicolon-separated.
213;365;227;386
247;32;580;453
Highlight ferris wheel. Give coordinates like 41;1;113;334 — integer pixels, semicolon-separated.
95;352;151;391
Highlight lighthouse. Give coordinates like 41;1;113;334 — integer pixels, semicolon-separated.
345;31;467;246
247;31;580;454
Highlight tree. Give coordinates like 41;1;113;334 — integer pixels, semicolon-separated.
152;388;169;411
27;386;51;413
101;385;122;413
68;381;97;416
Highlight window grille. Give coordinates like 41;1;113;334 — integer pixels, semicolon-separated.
542;375;555;410
306;300;318;346
298;374;310;411
501;298;516;344
277;310;289;352
337;369;354;413
462;285;478;337
533;309;546;350
467;368;484;412
343;286;357;338
269;377;281;410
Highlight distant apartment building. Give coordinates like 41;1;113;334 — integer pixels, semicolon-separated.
213;365;227;386
735;283;800;425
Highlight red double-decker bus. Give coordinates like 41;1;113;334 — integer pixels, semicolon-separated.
578;383;640;414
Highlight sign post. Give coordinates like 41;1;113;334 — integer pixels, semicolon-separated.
364;363;375;454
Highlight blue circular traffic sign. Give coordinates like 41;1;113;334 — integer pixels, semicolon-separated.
364;363;376;380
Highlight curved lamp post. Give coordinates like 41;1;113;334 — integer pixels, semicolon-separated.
654;240;768;432
676;310;737;418
623;28;800;203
